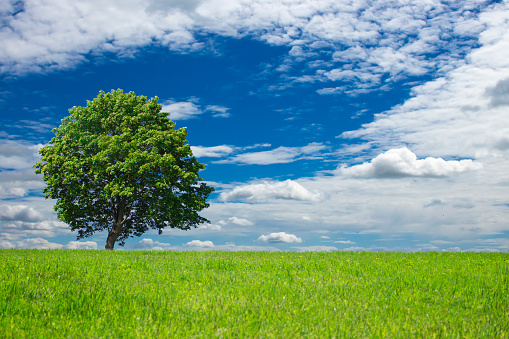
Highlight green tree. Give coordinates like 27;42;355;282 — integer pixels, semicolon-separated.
35;89;214;250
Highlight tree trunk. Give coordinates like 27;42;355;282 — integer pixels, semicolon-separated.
105;195;125;250
105;229;118;250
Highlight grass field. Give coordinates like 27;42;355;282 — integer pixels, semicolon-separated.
1;250;508;338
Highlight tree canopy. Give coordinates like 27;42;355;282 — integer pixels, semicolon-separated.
35;89;214;250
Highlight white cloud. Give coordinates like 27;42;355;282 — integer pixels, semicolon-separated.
339;148;482;178
191;143;272;159
216;142;326;165
198;223;222;231
2;1;509;253
486;77;509;107
340;3;509;159
258;232;302;243
160;100;231;121
63;241;98;250
206;105;230;118
186;239;214;247
0;204;43;222
191;145;236;158
228;216;253;226
220;179;320;202
0;237;63;249
0;139;43;170
1;0;490;97
0;140;45;199
161;101;203;120
135;238;173;250
334;240;356;245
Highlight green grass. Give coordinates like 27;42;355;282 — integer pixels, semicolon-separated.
1;250;508;338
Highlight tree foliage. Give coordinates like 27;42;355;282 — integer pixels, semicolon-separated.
35;89;214;249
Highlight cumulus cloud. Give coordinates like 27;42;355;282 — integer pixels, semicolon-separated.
0;204;43;222
258;232;302;243
186;239;215;247
161;101;203;120
339;148;482;178
220;179;320;202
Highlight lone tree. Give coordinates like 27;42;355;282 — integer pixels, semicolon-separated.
35;89;214;250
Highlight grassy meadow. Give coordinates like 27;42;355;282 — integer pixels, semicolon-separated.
1;249;508;338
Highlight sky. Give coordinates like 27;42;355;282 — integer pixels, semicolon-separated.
1;0;509;252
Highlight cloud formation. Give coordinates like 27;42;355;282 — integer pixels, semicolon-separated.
220;179;320;202
339;148;482;178
134;238;174;251
486;77;509;107
191;145;236;158
0;204;43;222
186;240;215;247
215;143;326;165
258;232;302;243
63;241;98;250
161;101;202;120
0;238;96;249
340;3;509;159
228;216;253;226
2;0;491;99
0;139;43;170
161;99;231;120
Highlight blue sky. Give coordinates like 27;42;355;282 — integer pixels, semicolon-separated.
1;0;509;252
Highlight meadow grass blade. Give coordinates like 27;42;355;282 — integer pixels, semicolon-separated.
0;250;508;338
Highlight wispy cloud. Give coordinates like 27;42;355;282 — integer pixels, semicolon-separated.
191;145;236;158
206;105;230;118
215;142;327;165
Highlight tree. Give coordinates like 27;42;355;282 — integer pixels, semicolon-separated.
35;89;214;250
